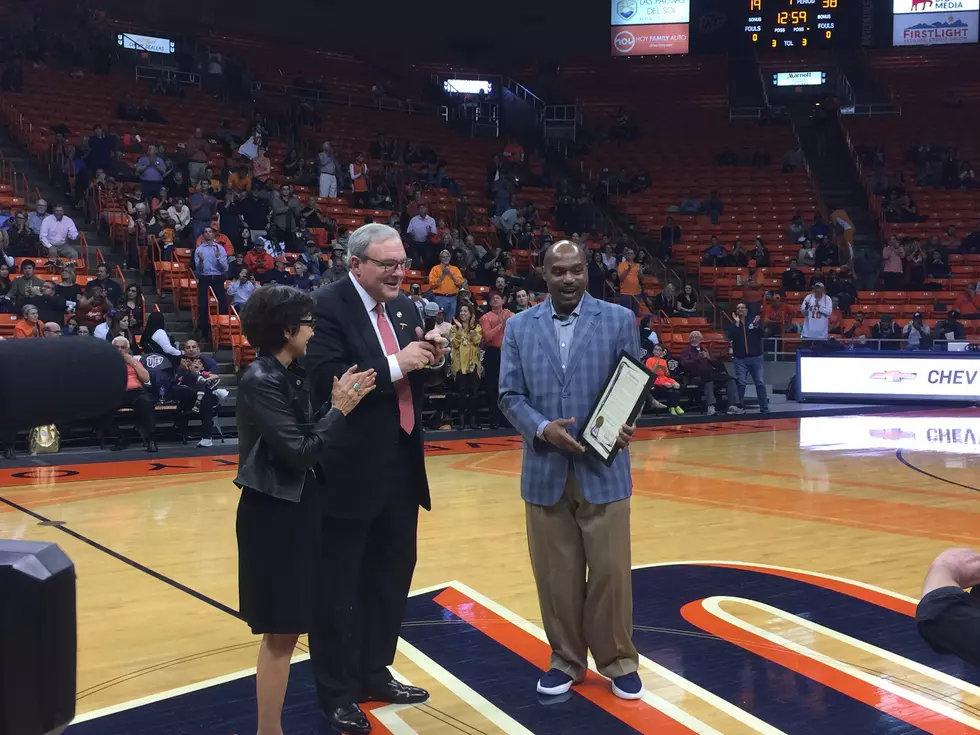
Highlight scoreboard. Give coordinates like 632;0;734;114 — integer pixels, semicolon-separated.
744;0;848;49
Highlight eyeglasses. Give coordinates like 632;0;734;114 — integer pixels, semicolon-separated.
361;256;409;273
299;316;316;328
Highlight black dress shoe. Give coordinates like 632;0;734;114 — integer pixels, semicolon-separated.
361;679;430;705
326;703;371;734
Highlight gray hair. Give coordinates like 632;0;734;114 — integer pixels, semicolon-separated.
346;223;401;262
111;336;130;349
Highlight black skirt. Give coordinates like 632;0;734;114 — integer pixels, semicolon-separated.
236;476;321;635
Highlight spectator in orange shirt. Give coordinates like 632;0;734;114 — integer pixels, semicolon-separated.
428;249;464;320
227;164;252;194
479;291;514;429
644;344;683;415
617;247;642;314
244;240;275;275
953;285;980;318
760;293;793;337
12;303;40;338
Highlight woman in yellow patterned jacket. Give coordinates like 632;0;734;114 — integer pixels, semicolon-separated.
450;302;483;430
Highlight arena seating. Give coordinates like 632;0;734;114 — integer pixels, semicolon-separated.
836;47;980;331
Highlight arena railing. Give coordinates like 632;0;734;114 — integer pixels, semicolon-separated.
248;81;437;117
764;334;971;360
840;103;902;117
135;66;203;89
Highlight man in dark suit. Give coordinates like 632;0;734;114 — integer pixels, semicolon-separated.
305;222;448;734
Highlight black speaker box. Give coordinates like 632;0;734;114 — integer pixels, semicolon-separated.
0;540;76;735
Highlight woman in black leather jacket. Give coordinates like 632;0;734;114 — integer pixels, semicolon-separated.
233;284;375;735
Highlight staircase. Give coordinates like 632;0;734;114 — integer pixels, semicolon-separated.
0;128;239;440
794;110;879;252
728;55;767;108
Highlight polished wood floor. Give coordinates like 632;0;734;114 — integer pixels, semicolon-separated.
3;409;980;734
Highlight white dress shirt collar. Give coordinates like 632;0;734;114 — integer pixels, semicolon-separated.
349;271;380;315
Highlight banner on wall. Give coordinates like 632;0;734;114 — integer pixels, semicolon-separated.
798;353;980;402
893;0;979;14
611;23;690;55
611;0;691;26
892;10;979;45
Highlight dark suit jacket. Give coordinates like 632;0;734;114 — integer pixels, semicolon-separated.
305;275;433;520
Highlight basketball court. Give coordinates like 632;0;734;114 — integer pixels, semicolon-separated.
2;407;980;734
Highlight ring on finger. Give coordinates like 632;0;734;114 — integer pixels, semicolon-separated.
352;383;360;392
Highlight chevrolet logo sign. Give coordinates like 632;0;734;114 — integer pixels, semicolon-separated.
869;371;917;382
870;429;916;440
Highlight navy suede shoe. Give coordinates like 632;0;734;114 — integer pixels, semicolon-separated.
536;669;574;696
611;671;645;700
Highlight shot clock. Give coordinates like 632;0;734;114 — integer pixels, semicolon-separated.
744;0;853;50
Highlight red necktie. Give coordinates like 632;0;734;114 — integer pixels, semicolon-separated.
375;304;415;434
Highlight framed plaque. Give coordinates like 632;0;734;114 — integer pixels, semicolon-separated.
579;351;653;466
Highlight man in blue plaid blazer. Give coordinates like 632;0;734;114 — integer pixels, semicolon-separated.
499;240;644;701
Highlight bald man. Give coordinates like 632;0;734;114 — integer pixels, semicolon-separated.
41;322;62;337
498;240;644;700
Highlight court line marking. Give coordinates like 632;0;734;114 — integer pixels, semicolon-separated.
701;596;980;730
717;596;980;699
0;494;243;619
630;560;920;604
896;449;980;493
74;656;417;734
72;652;310;722
449;580;783;735
61;562;924;728
397;637;535;735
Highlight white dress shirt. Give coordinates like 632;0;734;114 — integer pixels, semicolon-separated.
39;214;79;249
406;215;436;243
167;204;191;231
349;272;404;382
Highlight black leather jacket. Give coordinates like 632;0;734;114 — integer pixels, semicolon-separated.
234;354;344;502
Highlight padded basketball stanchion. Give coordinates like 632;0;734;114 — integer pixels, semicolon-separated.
0;540;76;735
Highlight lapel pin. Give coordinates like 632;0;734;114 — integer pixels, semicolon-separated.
399;322;408;329
396;311;402;318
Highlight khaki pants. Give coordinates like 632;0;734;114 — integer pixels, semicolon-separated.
525;472;638;681
47;243;79;260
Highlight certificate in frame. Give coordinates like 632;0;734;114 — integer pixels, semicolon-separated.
579;351;653;467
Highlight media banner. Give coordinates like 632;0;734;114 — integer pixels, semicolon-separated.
892;10;979;45
798;353;980;402
611;0;691;26
799;414;980;454
893;0;980;14
612;23;690;55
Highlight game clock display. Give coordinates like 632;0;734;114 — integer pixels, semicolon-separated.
745;0;845;49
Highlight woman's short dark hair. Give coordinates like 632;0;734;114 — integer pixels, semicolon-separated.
240;284;315;353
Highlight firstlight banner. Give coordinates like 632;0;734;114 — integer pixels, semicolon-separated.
893;10;979;45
